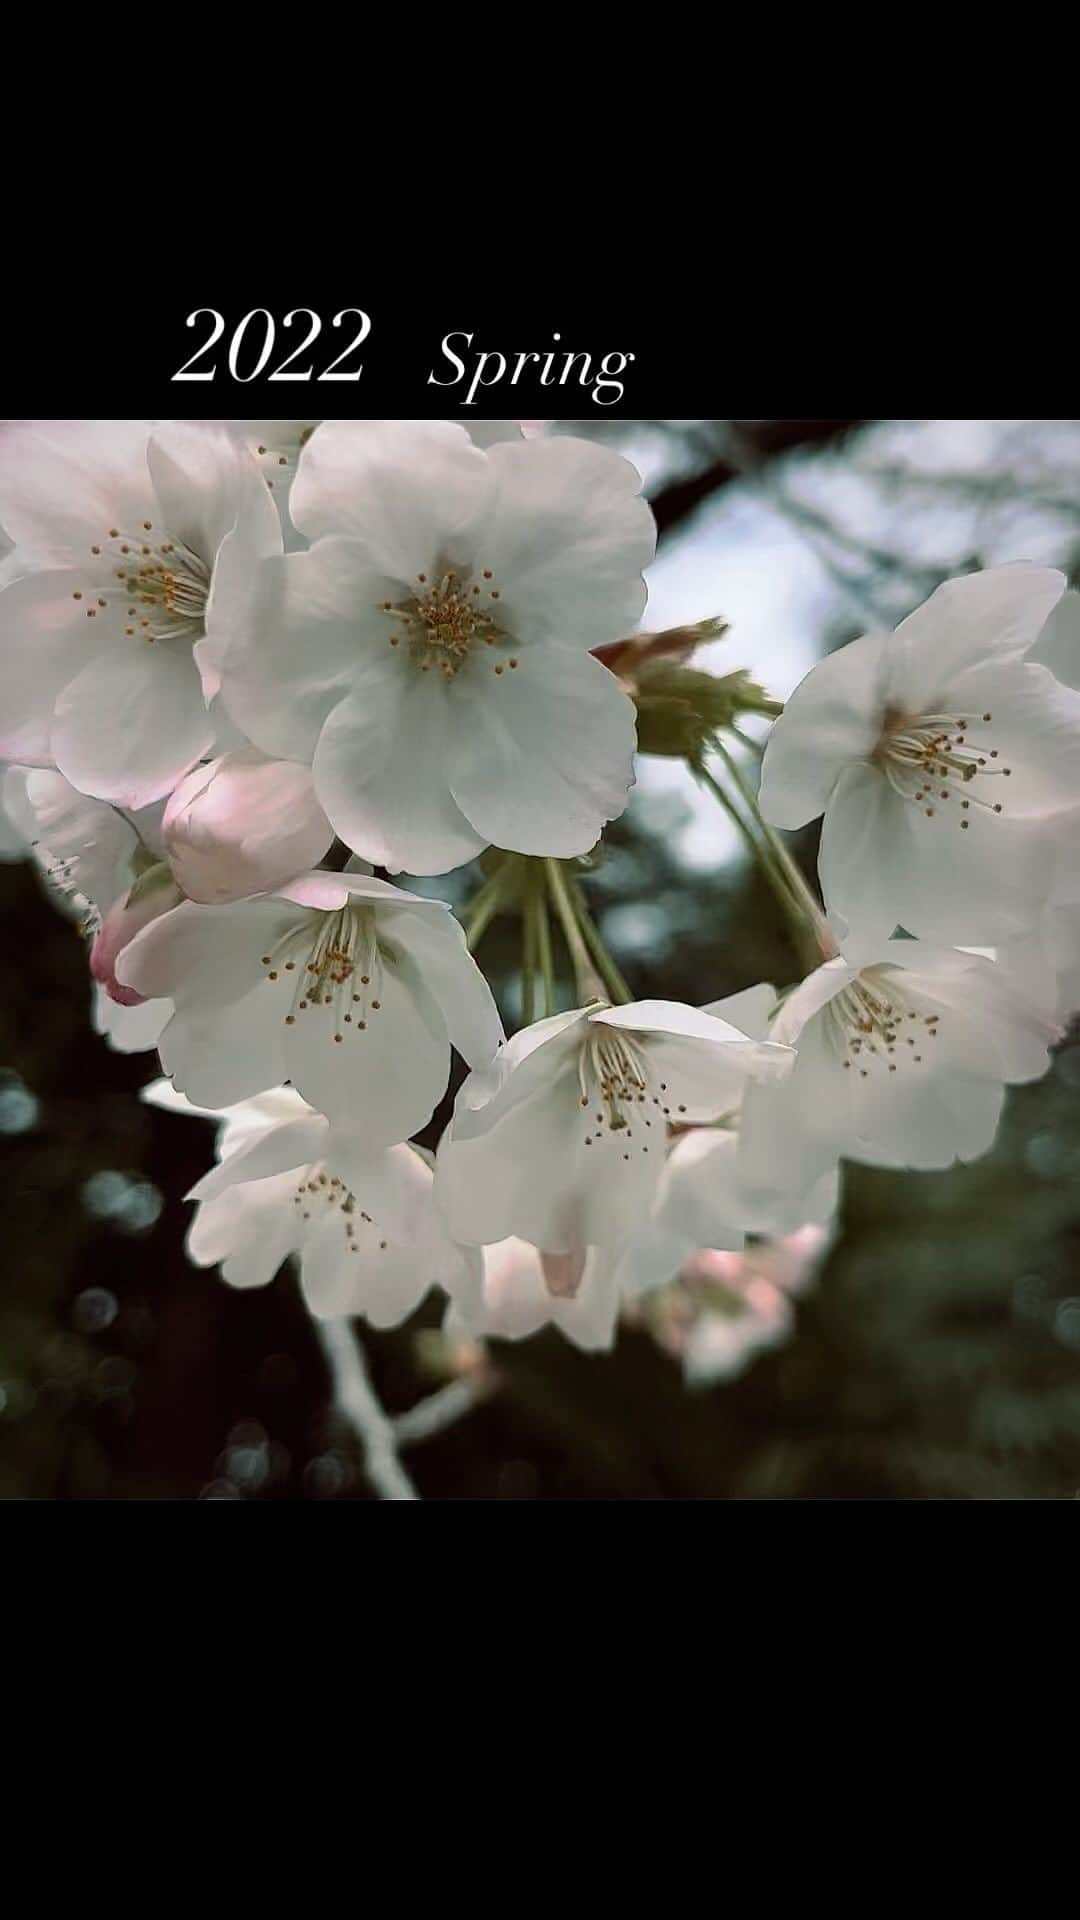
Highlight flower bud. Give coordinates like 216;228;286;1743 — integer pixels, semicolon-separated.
163;750;334;905
90;863;182;1006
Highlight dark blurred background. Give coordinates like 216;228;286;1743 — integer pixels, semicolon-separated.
4;418;1080;1501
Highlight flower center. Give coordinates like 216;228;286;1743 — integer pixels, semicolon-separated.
379;566;519;681
575;1025;688;1157
258;905;393;1040
872;707;1012;826
70;522;210;646
826;969;944;1077
291;1163;390;1254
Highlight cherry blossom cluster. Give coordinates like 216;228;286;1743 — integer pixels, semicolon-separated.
2;418;1078;1380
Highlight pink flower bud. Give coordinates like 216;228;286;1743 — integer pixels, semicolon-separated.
90;866;182;1006
163;750;334;905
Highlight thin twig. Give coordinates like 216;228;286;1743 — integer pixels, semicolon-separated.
314;1316;419;1502
392;1376;493;1449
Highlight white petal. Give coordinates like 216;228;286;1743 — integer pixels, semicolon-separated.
476;437;654;648
290;420;494;569
378;902;504;1069
889;563;1066;709
701;983;779;1039
448;644;636;856
282;949;451;1146
188;1114;331;1201
9;767;139;911
1030;587;1080;691
312;668;487;875
0;570;94;763
0;420;155;562
759;629;889;828
219;540;396;761
51;637;213;809
188;1172;300;1289
92;986;172;1055
147;421;277;570
157;985;288;1110
940;658;1080;815
116;895;296;1004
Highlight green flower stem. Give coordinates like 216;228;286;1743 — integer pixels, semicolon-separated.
570;882;635;1006
535;883;555;1017
712;737;828;936
695;746;830;967
522;880;538;1025
462;858;516;953
543;858;605;1005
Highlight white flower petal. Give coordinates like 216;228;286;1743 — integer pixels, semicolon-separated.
221;541;397;761
188;1173;300;1290
476;437;654;648
281;951;449;1146
116;895;296;1004
447;645;636;856
0;570;94;763
188;1114;331;1202
312;670;487;874
291;420;493;567
888;563;1066;709
51;637;213;809
0;420;155;562
759;629;889;829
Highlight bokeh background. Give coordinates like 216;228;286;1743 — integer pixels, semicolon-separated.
4;417;1080;1501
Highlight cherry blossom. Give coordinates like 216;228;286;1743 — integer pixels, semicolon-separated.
117;870;503;1144
218;422;655;873
0;420;281;806
759;565;1080;944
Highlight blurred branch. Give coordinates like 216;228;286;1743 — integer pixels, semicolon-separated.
314;1316;419;1501
649;420;870;541
392;1375;495;1449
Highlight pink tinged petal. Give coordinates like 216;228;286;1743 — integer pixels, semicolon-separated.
163;750;333;904
187;1114;331;1203
476;438;655;648
51;637;214;809
218;541;398;762
887;563;1067;711
115;895;298;1004
188;1173;301;1289
90;869;183;1005
0;420;155;562
457;1239;622;1351
539;1247;588;1298
282;951;451;1148
0;571;97;763
447;645;637;857
1030;587;1080;691
92;985;172;1055
289;420;494;570
312;668;487;875
759;628;891;829
7;766;141;911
